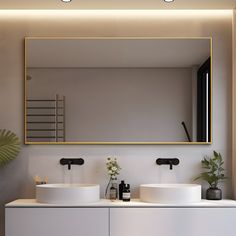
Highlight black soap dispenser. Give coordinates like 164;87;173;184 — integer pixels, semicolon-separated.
119;180;125;200
122;184;131;202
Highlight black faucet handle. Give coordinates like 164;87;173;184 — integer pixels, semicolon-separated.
156;158;179;170
72;158;84;165
60;158;84;170
170;158;179;166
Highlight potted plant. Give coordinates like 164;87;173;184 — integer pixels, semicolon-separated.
0;129;20;166
195;151;227;200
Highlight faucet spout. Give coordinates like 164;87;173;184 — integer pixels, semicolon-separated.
68;160;72;170
169;160;173;170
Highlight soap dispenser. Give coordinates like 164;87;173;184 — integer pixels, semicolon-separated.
122;184;131;202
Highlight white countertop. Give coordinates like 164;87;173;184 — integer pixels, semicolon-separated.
5;199;236;208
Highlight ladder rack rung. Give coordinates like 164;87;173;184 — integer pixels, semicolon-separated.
27;122;64;124
27;99;64;102
27;136;64;139
27;107;63;109
27;129;64;131
27;114;64;117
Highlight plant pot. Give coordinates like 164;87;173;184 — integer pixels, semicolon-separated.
206;187;222;200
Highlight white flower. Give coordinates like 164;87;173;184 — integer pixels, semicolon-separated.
106;156;121;179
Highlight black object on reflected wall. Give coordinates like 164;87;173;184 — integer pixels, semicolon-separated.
181;121;192;142
197;57;211;142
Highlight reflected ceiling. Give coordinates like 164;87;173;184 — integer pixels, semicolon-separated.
27;39;210;68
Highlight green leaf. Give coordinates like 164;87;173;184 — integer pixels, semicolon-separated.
0;129;21;166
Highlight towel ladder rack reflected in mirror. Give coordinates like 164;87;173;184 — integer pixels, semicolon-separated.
26;94;65;142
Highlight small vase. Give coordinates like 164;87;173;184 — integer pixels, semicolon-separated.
109;180;118;200
206;187;222;200
105;178;118;200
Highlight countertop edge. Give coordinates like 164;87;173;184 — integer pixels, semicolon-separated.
5;199;236;208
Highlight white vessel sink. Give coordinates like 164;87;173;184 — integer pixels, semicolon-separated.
140;184;201;204
36;184;100;204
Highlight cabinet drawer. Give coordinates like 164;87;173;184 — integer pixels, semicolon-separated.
6;208;109;236
110;208;236;236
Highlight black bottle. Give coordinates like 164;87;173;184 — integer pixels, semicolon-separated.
119;180;125;200
122;184;130;202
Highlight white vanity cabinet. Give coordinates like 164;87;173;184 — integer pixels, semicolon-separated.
5;200;236;236
6;208;109;236
110;208;236;236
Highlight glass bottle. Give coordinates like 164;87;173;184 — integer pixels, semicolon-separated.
110;181;118;200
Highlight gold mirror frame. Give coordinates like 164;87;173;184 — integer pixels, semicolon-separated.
24;36;212;145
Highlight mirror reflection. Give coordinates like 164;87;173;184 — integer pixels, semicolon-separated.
25;38;211;144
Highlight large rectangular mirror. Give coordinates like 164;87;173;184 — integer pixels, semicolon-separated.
25;37;212;144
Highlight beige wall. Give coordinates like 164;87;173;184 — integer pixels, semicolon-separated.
0;10;232;236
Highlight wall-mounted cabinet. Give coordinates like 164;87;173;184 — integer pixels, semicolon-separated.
6;205;236;236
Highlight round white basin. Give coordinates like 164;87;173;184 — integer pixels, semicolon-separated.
140;184;201;204
36;184;100;204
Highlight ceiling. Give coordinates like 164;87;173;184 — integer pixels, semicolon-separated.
26;38;210;68
0;0;235;10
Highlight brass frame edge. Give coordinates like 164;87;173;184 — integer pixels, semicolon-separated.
24;39;27;144
24;141;212;145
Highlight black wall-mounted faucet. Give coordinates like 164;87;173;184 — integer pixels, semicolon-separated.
60;158;84;170
156;158;179;170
